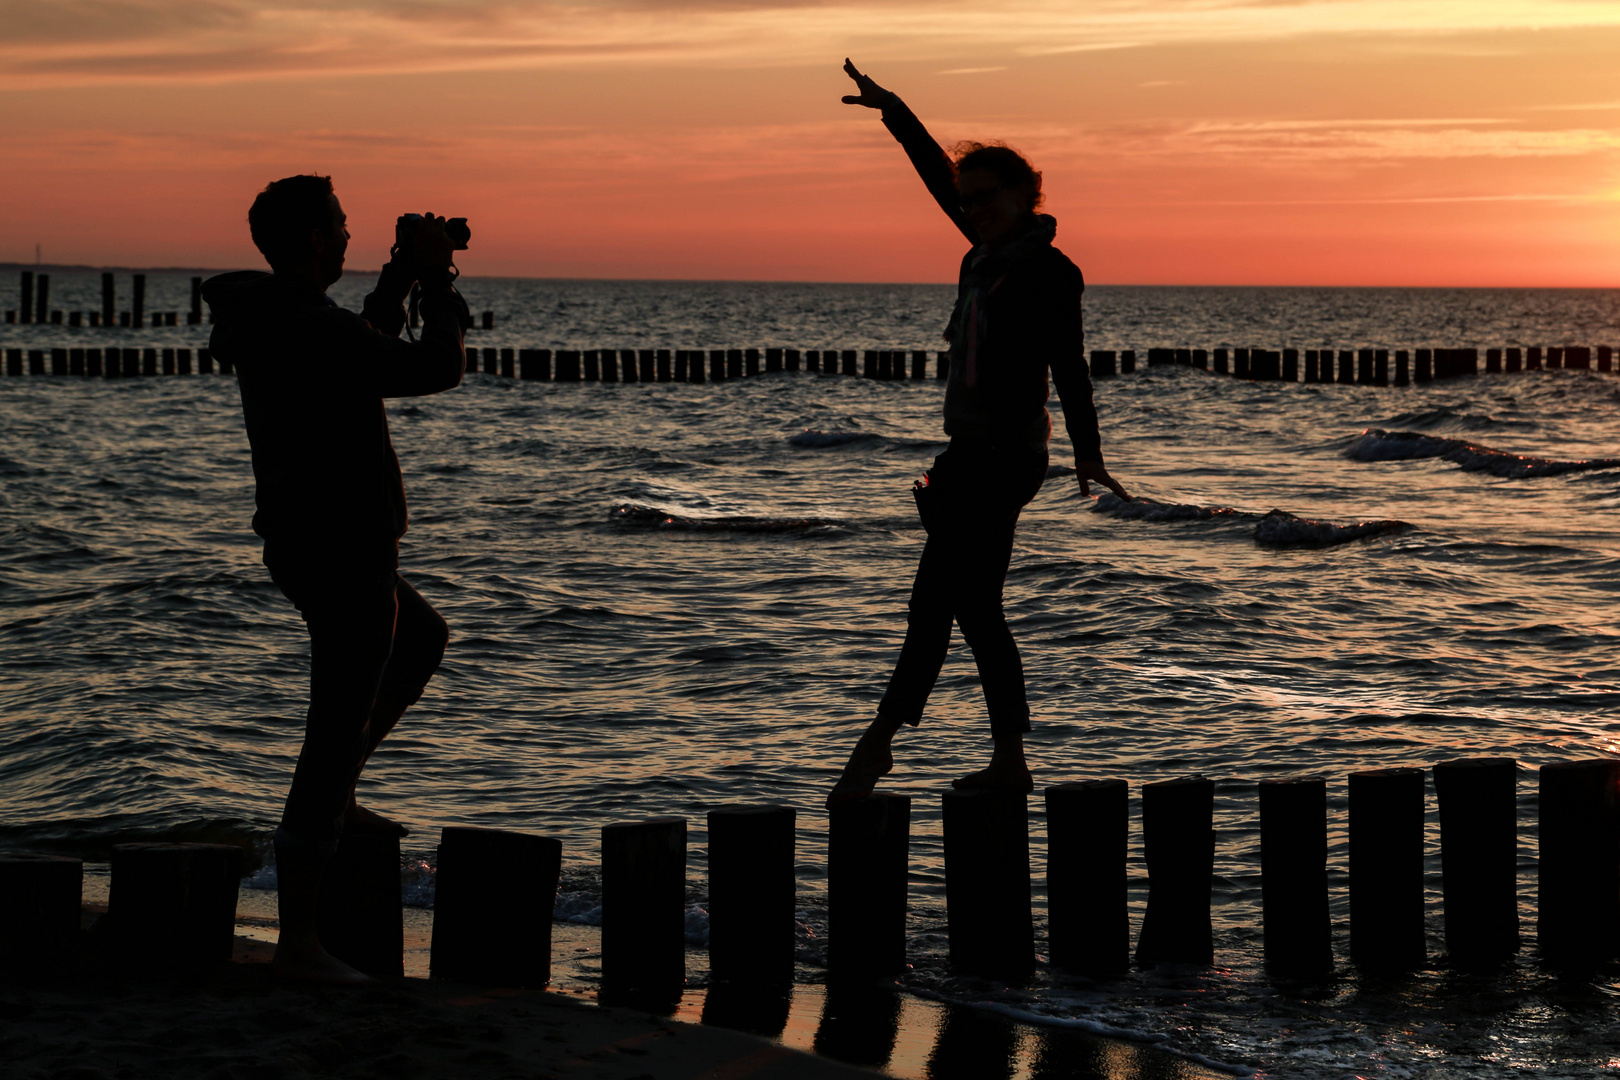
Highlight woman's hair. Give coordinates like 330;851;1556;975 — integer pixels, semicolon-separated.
951;142;1043;213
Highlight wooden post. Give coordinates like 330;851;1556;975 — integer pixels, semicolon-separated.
803;349;820;374
4;349;19;376
1147;347;1172;367
1356;348;1374;384
1259;776;1331;976
109;842;242;968
765;347;783;373
500;347;515;378
481;347;497;376
430;826;562;986
132;273;145;328
161;348;176;376
177;348;192;376
1258;349;1281;380
745;347;760;377
841;349;857;376
727;348;743;379
86;348;102;377
583;349;602;381
1458;348;1479;376
69;311;82;327
1565;346;1591;370
675;349;690;381
190;276;203;324
637;349;654;382
19;270;33;324
556;349;581;381
1303;350;1319;383
0;853;82;963
786;348;801;373
1433;756;1519;968
1506;347;1522;373
1599;346;1612;373
481;311;494;330
1537;758;1620;967
1233;348;1250;378
708;806;796;986
1526;346;1542;370
1486;348;1502;374
1393;350;1410;386
1349;767;1426;971
936;350;949;379
1212;348;1228;375
942;789;1034;979
52;348;68;376
599;347;618;383
1372;349;1389;386
1414;349;1432;382
1135;775;1215;965
1282;348;1299;382
602;817;686;994
101;272;114;327
1174;348;1190;365
1547;346;1563;369
710;349;726;382
28;350;44;375
656;349;672;381
317;832;403;979
518;348;543;380
1045;780;1128;974
911;349;927;379
1090;350;1116;378
864;350;879;379
34;273;49;324
828;794;910;981
1336;349;1353;384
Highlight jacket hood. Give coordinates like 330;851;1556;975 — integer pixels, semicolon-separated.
204;271;327;361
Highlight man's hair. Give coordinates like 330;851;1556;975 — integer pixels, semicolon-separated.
952;143;1044;213
248;175;336;268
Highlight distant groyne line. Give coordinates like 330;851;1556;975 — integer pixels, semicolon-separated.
2;342;1616;384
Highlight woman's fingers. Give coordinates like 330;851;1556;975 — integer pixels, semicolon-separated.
841;95;864;105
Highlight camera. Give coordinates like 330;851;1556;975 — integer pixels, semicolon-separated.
396;213;471;252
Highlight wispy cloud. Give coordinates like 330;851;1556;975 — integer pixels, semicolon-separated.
936;66;1007;75
6;1;1620;87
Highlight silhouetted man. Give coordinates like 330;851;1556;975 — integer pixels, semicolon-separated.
205;175;469;983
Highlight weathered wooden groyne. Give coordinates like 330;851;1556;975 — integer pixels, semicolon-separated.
2;757;1616;988
5;343;1616;386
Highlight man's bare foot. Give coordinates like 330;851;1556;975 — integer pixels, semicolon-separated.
827;735;895;807
951;761;1034;792
343;801;409;837
272;940;376;986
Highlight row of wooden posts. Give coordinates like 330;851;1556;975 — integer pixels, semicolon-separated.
1130;344;1619;384
6;341;1613;386
3;757;1617;988
3;272;498;332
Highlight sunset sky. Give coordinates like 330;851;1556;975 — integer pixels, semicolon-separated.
4;0;1620;285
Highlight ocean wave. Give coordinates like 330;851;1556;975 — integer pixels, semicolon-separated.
1344;429;1620;478
788;429;879;448
610;502;844;533
1252;508;1411;548
1378;405;1536;433
1092;494;1239;523
1093;495;1409;548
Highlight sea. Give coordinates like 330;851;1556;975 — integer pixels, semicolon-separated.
5;272;1620;1079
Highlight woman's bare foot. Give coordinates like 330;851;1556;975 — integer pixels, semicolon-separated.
951;761;1034;792
271;937;376;986
952;732;1033;792
343;800;409;837
827;732;896;807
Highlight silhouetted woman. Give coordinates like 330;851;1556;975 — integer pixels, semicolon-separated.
829;60;1129;804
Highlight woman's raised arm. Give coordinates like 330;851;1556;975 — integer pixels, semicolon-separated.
842;59;977;245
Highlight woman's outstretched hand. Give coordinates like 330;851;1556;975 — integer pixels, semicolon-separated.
1076;459;1131;501
842;59;891;109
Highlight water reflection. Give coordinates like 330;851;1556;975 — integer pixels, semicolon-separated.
813;982;904;1068
700;981;792;1036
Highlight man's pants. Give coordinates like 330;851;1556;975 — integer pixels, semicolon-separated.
269;563;447;855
